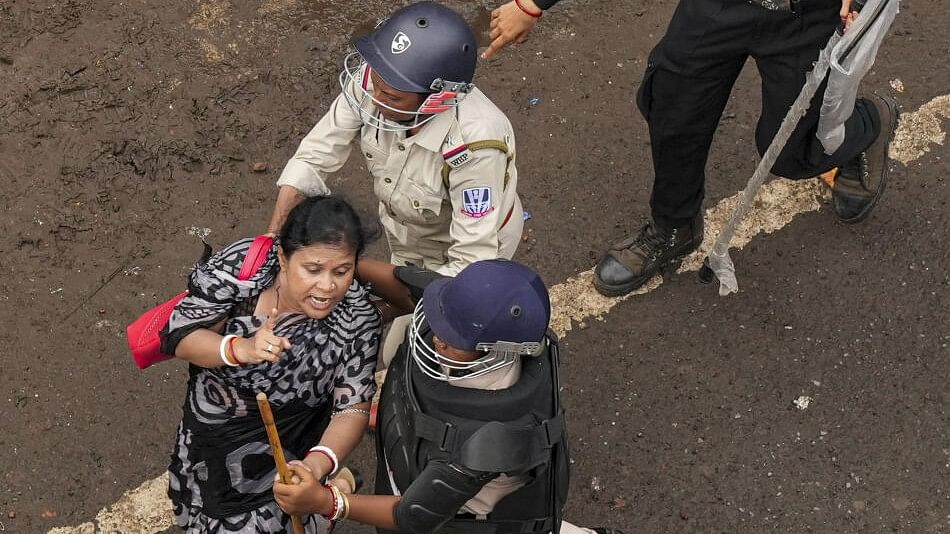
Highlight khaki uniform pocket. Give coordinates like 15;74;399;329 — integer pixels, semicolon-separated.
389;181;445;226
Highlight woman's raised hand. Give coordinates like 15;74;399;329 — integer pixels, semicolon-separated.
233;308;292;365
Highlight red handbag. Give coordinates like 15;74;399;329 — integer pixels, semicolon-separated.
126;235;275;369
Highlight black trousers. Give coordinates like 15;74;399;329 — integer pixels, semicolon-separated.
639;0;881;227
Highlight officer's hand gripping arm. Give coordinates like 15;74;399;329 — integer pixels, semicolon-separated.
392;265;448;303
355;258;418;316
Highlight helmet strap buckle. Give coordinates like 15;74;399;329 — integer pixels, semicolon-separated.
429;78;474;94
475;341;543;356
420;80;474;114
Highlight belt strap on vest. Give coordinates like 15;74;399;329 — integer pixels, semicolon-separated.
414;410;565;473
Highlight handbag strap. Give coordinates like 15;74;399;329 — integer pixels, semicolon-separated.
237;235;275;281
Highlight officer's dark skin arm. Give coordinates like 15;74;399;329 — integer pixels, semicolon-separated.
356;258;415;316
275;468;401;528
276;461;489;533
266;185;305;236
335;494;403;530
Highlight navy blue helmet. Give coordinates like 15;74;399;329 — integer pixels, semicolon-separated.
410;260;551;381
340;2;478;131
355;2;478;93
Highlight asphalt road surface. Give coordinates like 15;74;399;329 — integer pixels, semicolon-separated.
1;0;947;532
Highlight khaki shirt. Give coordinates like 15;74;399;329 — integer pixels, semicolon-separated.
277;66;522;275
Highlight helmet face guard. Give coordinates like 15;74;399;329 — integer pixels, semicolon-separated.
339;52;473;133
408;300;528;382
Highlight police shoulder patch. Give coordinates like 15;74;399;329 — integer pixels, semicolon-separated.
443;144;473;169
460;187;494;219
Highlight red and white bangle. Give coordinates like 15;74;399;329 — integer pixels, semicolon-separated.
227;336;244;366
321;484;339;520
307;445;339;476
219;335;240;367
321;483;349;520
514;0;542;17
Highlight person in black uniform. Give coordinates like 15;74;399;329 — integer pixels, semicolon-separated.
483;0;900;297
274;259;623;534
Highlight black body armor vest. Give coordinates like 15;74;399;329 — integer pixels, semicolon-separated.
375;330;570;534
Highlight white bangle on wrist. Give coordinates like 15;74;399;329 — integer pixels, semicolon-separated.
308;445;339;476
219;335;239;367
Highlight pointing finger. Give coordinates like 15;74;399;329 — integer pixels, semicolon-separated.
482;37;504;60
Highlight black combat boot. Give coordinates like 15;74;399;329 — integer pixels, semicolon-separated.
826;94;899;223
593;215;703;297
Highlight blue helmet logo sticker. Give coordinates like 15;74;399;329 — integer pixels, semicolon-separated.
391;32;412;54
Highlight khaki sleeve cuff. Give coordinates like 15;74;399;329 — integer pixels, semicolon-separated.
276;160;332;197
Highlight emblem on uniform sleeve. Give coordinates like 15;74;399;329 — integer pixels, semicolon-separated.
391;32;412;54
461;187;494;218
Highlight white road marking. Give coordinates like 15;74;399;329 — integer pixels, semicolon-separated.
549;179;825;337
47;474;170;534
888;94;950;165
48;94;948;533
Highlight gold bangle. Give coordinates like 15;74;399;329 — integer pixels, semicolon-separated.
341;492;350;520
330;484;346;521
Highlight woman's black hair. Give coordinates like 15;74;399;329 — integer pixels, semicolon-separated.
279;195;379;258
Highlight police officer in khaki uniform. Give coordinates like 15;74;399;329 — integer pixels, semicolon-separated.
267;1;523;277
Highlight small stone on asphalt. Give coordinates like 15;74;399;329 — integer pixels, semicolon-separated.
590;476;602;492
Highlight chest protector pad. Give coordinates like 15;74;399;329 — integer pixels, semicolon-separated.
375;330;570;534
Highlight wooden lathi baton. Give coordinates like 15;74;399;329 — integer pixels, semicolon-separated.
256;391;306;534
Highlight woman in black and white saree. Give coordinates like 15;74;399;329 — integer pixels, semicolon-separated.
159;196;381;533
